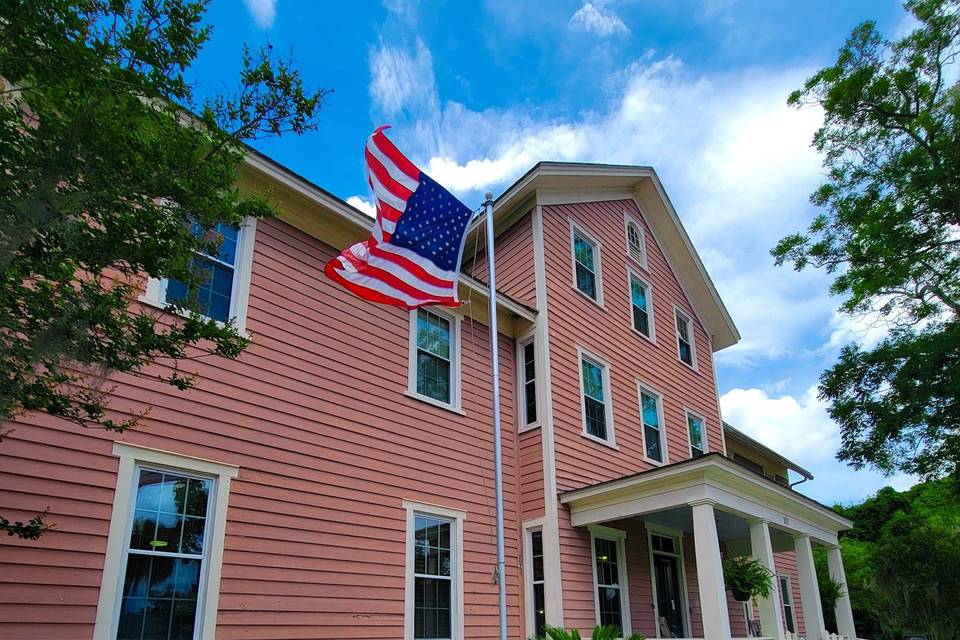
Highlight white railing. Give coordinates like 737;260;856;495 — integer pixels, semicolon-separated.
784;632;853;640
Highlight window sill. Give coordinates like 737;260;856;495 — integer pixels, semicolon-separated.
581;431;618;450
138;294;250;339
678;358;699;373
518;422;541;434
630;326;656;345
571;286;605;310
404;390;466;416
643;455;667;467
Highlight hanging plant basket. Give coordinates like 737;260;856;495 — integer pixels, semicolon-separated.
722;556;774;603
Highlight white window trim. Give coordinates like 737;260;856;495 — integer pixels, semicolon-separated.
626;268;656;344
637;380;669;466
407;307;464;414
569;220;604;308
684;408;709;458
779;574;796;633
93;442;239;640
672;305;698;371
645;524;692;640
522;517;546;638
516;330;541;432
577;346;616;449
141;217;257;335
589;524;631;635
623;211;648;270
403;500;466;640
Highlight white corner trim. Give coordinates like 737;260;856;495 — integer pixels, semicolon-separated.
402;500;466;640
532;205;564;625
407;307;463;412
568;218;605;308
93;442;239;640
576;345;616;447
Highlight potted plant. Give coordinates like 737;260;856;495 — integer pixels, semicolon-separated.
537;625;646;640
722;555;774;602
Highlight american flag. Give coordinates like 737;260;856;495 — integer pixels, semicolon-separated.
324;126;476;309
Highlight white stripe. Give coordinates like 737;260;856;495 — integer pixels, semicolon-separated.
331;263;451;307
364;253;455;297
373;242;459;281
367;139;420;192
368;171;408;213
381;217;396;234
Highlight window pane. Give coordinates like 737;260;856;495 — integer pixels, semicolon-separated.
534;583;546;638
679;340;693;365
523;342;537;425
414;577;452;639
676;313;690;341
120;555;201;640
630;278;647;311
417;351;451;403
582;360;604;402
584;397;607;440
628;223;643;259
644;424;663;462
417;311;451;359
688;415;704;453
575;263;597;299
573;234;595;270
641;392;659;428
598;587;622;628
531;531;544;582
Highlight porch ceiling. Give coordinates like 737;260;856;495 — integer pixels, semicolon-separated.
559;453;852;546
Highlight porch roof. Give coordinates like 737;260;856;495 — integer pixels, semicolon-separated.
559;453;852;545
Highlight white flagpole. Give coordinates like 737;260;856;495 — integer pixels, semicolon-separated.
482;191;508;640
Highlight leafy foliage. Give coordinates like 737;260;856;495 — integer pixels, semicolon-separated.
828;477;960;640
536;625;645;640
721;555;774;600
773;0;960;479
0;0;327;537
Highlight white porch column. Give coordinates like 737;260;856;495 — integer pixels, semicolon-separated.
690;499;732;640
794;535;825;640
748;519;785;640
827;545;856;640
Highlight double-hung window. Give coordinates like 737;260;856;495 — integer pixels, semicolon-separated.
779;575;796;633
590;526;629;633
629;273;653;339
571;225;601;303
675;310;695;368
529;530;546;638
686;411;707;458
143;218;256;332
94;443;237;640
639;385;666;463
404;501;464;640
518;337;538;428
410;309;460;409
118;468;213;640
579;350;613;444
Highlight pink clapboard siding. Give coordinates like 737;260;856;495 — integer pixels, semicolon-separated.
0;216;525;640
541;199;724;492
467;214;538;310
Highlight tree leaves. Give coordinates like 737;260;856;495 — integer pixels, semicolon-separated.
774;0;960;480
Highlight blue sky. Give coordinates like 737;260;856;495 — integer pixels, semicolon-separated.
193;0;918;504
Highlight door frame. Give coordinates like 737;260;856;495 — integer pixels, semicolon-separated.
646;523;692;639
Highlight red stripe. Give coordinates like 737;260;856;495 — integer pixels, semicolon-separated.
371;129;420;182
324;258;461;311
365;148;414;201
334;248;456;305
377;200;403;222
369;244;453;289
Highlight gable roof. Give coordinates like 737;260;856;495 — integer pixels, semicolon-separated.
493;162;740;350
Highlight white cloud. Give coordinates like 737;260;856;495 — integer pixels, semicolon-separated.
569;2;629;37
242;0;276;29
720;386;916;503
347;195;376;218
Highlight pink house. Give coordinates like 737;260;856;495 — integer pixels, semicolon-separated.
0;153;858;640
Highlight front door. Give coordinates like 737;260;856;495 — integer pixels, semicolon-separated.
653;554;685;637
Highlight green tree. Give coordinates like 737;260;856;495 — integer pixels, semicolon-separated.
773;0;960;480
0;0;327;537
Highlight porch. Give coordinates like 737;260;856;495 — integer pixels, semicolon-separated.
559;453;857;640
